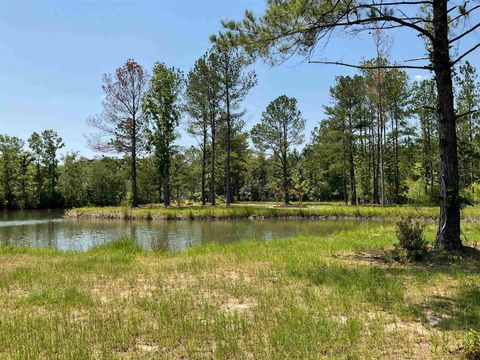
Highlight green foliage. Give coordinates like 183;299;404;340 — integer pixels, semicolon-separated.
251;95;305;204
28;130;65;208
143;62;184;207
464;330;480;359
393;218;428;262
58;152;87;208
0;135;25;208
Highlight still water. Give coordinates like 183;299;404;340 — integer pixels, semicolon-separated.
0;210;377;251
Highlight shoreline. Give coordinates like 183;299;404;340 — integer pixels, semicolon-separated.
65;204;452;222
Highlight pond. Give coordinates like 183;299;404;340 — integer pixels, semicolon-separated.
0;210;381;251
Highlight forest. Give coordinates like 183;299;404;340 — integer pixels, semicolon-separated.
0;57;478;210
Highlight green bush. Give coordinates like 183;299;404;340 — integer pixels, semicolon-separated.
464;330;480;359
393;218;428;262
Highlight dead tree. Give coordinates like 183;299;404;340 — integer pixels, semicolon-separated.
87;59;148;208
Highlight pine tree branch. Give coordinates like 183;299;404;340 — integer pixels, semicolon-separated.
451;43;480;66
308;60;433;70
449;22;480;43
455;109;480;119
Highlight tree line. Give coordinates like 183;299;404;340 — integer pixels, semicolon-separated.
1;58;478;211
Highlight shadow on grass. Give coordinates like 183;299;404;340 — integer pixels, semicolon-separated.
287;248;480;328
417;286;480;331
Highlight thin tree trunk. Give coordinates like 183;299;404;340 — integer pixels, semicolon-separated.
433;0;462;250
225;94;232;206
131;122;138;208
236;172;241;201
348;115;357;205
210;116;216;207
282;156;289;205
342;135;348;205
201;121;207;206
372;119;379;204
394;115;400;203
163;163;170;207
379;96;386;206
469;113;475;203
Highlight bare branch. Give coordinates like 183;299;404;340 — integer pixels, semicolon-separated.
308;60;433;70
404;56;430;62
451;43;480;65
449;22;480;43
455;108;480;119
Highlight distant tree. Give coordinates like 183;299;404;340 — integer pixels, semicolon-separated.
383;67;411;204
28;130;64;208
87;59;148;207
0;135;24;209
143;62;183;207
185;55;216;205
251;95;305;205
86;157;127;206
41;130;65;207
325;75;365;205
58;152;87;208
455;61;480;201
411;79;438;198
17;151;33;209
211;42;257;205
137;156;161;204
28;132;44;207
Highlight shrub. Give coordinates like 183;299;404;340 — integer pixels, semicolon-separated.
393;218;428;262
464;330;480;359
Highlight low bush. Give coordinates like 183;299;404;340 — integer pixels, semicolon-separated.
393;218;428;262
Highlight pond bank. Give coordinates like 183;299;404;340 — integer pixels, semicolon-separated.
65;203;480;222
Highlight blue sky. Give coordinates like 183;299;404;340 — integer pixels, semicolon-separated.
1;0;479;157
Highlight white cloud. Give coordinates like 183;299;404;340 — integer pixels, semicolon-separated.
413;74;432;81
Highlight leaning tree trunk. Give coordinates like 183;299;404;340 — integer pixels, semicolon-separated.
432;0;462;250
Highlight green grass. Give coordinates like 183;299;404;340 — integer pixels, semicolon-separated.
0;224;479;358
66;201;480;223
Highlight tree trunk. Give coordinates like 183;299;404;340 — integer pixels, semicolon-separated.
225;99;232;206
394;115;400;203
372;125;379;204
226;126;232;205
348;116;357;205
469;113;475;203
210;116;216;207
282;155;289;205
131;141;138;208
433;0;462;250
379;106;386;206
201;122;207;206
163;163;170;208
236;172;241;201
342;137;348;205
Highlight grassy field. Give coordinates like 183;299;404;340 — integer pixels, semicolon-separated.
66;201;480;222
0;223;479;359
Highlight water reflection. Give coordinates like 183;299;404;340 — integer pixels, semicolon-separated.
0;210;377;251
